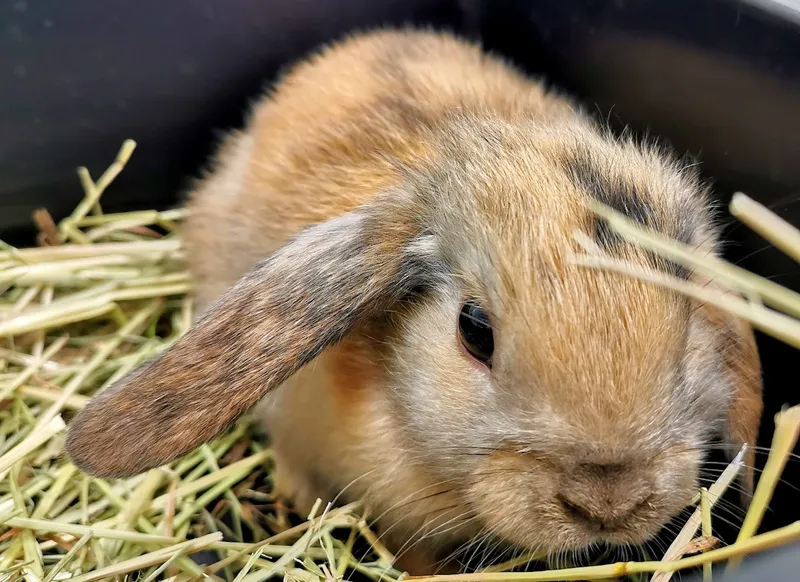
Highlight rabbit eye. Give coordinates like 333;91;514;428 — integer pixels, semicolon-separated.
458;301;494;366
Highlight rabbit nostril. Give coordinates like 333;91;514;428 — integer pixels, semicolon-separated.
557;495;597;524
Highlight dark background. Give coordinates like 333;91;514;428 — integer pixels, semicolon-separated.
1;0;798;575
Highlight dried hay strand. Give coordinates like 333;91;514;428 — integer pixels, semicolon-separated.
0;140;796;581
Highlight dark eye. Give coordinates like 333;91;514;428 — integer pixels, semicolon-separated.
458;301;494;366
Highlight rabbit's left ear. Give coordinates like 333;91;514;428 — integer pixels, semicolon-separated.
707;304;763;498
66;192;439;478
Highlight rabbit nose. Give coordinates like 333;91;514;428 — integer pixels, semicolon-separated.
557;465;652;530
557;491;649;531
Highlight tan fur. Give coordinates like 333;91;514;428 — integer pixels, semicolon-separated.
722;315;763;491
694;294;763;494
66;29;763;574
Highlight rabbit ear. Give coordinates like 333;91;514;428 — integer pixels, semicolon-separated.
706;303;763;499
67;194;438;478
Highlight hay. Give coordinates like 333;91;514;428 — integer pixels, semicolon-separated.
0;141;797;581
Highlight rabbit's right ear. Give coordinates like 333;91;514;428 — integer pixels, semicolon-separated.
66;191;440;478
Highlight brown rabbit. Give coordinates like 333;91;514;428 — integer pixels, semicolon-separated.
66;29;762;574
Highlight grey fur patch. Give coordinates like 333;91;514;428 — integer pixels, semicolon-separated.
561;151;694;279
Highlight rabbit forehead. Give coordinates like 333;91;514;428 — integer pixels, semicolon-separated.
420;120;714;300
417;115;709;252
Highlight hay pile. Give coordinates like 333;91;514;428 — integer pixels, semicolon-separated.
0;141;797;581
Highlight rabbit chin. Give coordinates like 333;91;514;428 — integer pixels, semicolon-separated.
470;493;682;556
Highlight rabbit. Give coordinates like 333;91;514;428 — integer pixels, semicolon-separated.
66;28;763;575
